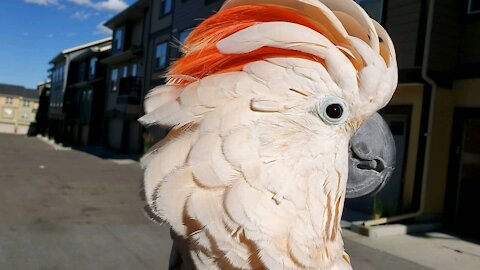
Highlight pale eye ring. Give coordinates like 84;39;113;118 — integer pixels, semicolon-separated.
317;96;348;125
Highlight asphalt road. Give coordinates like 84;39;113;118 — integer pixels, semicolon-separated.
0;133;431;270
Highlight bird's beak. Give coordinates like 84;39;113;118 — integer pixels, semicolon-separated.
346;113;396;198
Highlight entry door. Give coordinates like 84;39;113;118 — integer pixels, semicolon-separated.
446;109;480;237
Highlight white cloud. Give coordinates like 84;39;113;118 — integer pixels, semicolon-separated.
68;0;128;12
71;10;91;20
94;21;112;36
24;0;59;5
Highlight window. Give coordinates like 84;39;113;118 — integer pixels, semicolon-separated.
113;28;124;51
469;0;480;14
131;63;138;77
23;100;30;107
111;68;118;91
355;0;384;22
2;108;14;118
60;65;64;80
155;42;168;69
78;62;87;81
179;29;192;44
160;0;173;16
122;65;128;78
89;57;97;79
6;97;13;104
22;111;29;119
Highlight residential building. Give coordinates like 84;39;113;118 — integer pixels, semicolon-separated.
144;0;174;90
48;38;111;143
35;81;51;136
64;39;111;146
0;83;38;134
102;0;150;154
336;0;480;238
170;0;223;58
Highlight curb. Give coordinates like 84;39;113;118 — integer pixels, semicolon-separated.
36;135;71;151
350;222;443;238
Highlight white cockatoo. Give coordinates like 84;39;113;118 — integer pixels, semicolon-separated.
139;0;397;269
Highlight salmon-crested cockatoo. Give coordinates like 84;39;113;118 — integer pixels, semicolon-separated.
139;0;398;269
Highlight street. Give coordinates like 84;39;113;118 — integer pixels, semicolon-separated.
0;133;431;270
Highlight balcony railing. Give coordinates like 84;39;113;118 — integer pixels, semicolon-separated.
117;77;142;105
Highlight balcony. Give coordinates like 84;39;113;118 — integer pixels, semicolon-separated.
117;77;142;105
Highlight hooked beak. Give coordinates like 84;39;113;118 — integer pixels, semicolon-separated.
346;113;396;198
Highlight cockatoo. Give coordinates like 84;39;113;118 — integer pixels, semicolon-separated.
139;0;398;269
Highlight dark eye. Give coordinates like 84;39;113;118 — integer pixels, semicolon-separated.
316;96;348;125
326;104;343;119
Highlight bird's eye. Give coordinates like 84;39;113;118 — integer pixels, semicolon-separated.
316;96;348;125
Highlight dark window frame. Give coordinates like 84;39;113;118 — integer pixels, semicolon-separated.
154;41;169;70
159;0;173;18
113;26;125;52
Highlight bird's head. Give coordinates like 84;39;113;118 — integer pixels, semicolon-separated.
167;0;397;132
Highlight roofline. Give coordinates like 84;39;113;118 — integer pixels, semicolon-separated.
49;37;112;64
62;37;112;54
104;0;148;29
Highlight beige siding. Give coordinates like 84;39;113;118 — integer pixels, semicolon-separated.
389;84;425;211
0;95;38;134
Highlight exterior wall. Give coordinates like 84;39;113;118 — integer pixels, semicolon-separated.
458;15;480;65
172;0;223;31
388;84;425;211
385;0;424;69
150;0;172;34
422;80;480;216
144;0;172;90
0;123;15;133
0;95;39;134
107;118;123;149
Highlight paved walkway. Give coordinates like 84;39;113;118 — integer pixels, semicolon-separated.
0;134;172;270
344;229;480;270
1;133;477;269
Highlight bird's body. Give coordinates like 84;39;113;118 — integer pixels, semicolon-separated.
140;0;397;269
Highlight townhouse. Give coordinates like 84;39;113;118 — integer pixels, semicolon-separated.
0;83;38;135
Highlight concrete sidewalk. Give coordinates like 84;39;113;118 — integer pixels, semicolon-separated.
343;228;480;270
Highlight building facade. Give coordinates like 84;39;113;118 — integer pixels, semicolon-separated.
64;40;111;146
35;81;51;136
102;0;149;154
0;83;39;135
48;38;111;144
339;0;480;237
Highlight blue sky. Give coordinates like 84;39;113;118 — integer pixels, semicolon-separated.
0;0;135;89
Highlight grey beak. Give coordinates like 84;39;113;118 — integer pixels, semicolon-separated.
346;113;396;198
